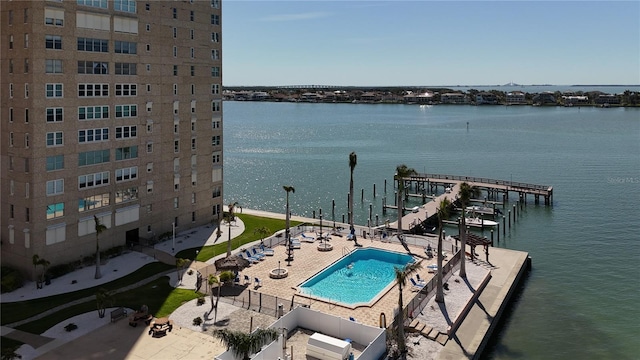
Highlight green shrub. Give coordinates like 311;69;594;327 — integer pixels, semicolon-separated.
218;271;235;284
192;317;202;326
0;267;24;293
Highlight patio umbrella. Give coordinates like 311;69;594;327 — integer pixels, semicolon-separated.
214;255;250;272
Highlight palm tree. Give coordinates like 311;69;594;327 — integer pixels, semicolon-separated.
435;198;451;303
253;226;271;246
208;274;222;322
94;215;107;279
212;328;279;360
395;164;417;239
393;262;422;358
348;152;357;230
32;254;49;288
283;186;295;250
175;258;188;285
95;288;113;318
458;182;481;278
225;201;239;257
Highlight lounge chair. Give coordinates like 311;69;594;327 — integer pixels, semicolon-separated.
254;277;262;288
247;249;264;261
410;278;425;291
290;238;301;249
300;232;315;243
244;275;251;285
426;264;438;273
260;245;275;256
413;276;426;286
239;253;258;264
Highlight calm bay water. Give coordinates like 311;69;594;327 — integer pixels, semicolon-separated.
223;102;640;359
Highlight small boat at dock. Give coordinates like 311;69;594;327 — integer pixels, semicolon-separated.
466;205;501;215
465;217;498;228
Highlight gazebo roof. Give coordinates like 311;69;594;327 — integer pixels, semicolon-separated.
453;233;491;246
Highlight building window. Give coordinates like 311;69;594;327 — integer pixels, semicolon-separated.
211;49;219;60
9;59;14;73
145;3;150;11
173;84;178;95
115;63;137;75
77;61;108;74
9;108;14;122
212;119;220;129
25;133;30;148
115;40;137;54
9;10;13;25
77;37;108;52
173;65;178;76
172;8;177;19
211;135;220;146
115;146;138;160
212;100;221;112
78;171;110;189
78;83;109;97
115;125;137;139
10;83;14;98
115;104;137;118
190;29;194;40
115;167;138;182
174;197;179;209
77;0;108;9
24;59;29;73
190;47;194;58
191;138;196;150
211;0;220;9
173;27;177;38
78;106;109;120
24;33;29;48
211;14;219;25
46;83;63;98
173;46;177;57
46;179;64;195
115;83;137;96
146;84;151;92
24;8;28;23
46;108;63;122
114;0;137;13
26;208;30;222
191;120;196;131
212;152;221;164
212;186;221;198
211;84;220;94
46;35;62;49
78;150;110;166
146;24;150;31
46;155;64;171
46;132;63;147
25;108;29;123
44;8;64;26
78;128;109;143
146;44;150;51
147;142;153;153
47;202;64;219
211;32;219;43
116;187;138;203
78;193;110;212
9;35;13;49
190;11;194;21
9;132;14;147
211;67;220;77
45;59;63;73
191;84;195;95
24;83;29;98
174;140;179;153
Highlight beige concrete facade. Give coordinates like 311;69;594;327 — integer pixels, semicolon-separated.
1;0;224;278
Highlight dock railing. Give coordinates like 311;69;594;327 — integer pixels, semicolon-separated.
404;173;552;193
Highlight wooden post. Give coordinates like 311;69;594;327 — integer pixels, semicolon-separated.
491;230;494;246
508;211;511;228
373;183;376;197
497;223;500;242
503;216;506;235
361;188;364;202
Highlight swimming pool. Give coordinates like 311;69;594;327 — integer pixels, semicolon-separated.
298;248;415;307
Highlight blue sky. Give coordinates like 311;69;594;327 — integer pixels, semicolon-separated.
222;1;639;86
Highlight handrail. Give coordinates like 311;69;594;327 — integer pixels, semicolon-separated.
397;172;552;192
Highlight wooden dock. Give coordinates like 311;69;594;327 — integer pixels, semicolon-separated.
385;173;552;232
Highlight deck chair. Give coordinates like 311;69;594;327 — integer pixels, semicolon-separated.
260;245;275;256
243;275;251;285
410;278;425;291
300;232;315;242
239;253;258;264
247;249;264;260
254;277;262;288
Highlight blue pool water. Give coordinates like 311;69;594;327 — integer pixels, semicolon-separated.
299;248;415;306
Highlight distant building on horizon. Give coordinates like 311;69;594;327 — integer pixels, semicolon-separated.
1;0;224;278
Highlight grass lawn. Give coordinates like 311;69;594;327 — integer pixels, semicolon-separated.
1;262;173;326
1;337;24;359
176;214;302;261
15;277;201;335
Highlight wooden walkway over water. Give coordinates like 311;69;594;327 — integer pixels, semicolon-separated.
386;173;553;232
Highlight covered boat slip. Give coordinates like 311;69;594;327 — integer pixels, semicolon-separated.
307;332;352;360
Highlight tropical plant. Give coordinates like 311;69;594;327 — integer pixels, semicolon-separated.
395;164;417;239
253;226;271;245
283;186;295;250
393;262;422;358
175;258;189;285
225;201;239;257
207;274;222;321
95;288;113;318
94;215;107;279
32;255;49;288
458;182;481;278
348;152;357;230
218;270;235;284
436;198;451;303
212;328;279;360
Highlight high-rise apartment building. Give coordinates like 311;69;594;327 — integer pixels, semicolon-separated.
1;0;224;278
